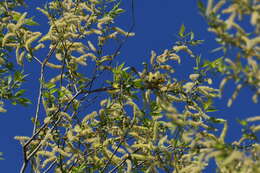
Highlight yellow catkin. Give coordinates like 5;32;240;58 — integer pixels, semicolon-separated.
33;43;45;51
89;0;99;4
219;121;227;143
246;116;260;122
150;50;156;65
131;154;154;161
82;4;94;13
132;143;152;150
212;0;226;13
251;11;258;25
91;29;102;35
98;16;113;29
6;23;16;32
87;41;97;52
17;51;25;65
251;125;260;132
49;74;64;83
112;27;135;36
173;45;187;52
111;145;126;154
158;135;168;146
45;62;62;69
206;0;213;16
113;27;127;35
2;33;16;46
25;32;42;51
14;136;30;141
42;156;56;168
189;74;200;81
82;111;97;124
169;53;181;63
59;112;72;121
126;159;132;173
44;117;52;124
37;150;54;157
103;148;121;164
4;43;19;47
53;146;71;157
38;34;51;42
247;37;260;50
225;12;236;30
74;125;81;133
222;151;243;166
84;53;97;60
67;130;77;141
72;55;87;66
84;137;98;144
152;122;158;142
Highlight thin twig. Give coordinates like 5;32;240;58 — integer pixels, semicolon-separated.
20;41;60;173
101;139;125;173
109;148;140;173
43;159;57;173
33;41;60;135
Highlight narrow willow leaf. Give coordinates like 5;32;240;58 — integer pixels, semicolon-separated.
0;106;7;113
219;120;227;143
16;12;27;28
179;24;185;37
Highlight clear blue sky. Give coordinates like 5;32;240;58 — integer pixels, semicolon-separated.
0;0;259;172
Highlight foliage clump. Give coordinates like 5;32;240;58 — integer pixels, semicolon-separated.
0;0;260;172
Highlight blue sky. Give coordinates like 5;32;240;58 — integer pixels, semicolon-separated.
0;0;259;172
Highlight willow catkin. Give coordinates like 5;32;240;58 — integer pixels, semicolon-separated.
87;41;97;52
246;116;260;122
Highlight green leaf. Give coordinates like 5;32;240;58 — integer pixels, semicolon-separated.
179;24;185;37
44;82;56;89
71;164;86;173
133;79;142;88
14;71;26;82
209;117;225;124
190;31;194;40
111;0;122;12
24;17;39;26
31;117;41;127
237;119;248;126
50;88;58;94
195;55;201;68
0;106;7;113
114;8;125;14
17;97;31;106
12;14;20;21
197;0;206;14
15;89;26;97
12;101;17;105
0;152;4;160
7;75;12;85
206;108;218;112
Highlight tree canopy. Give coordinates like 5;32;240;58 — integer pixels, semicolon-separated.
0;0;260;172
